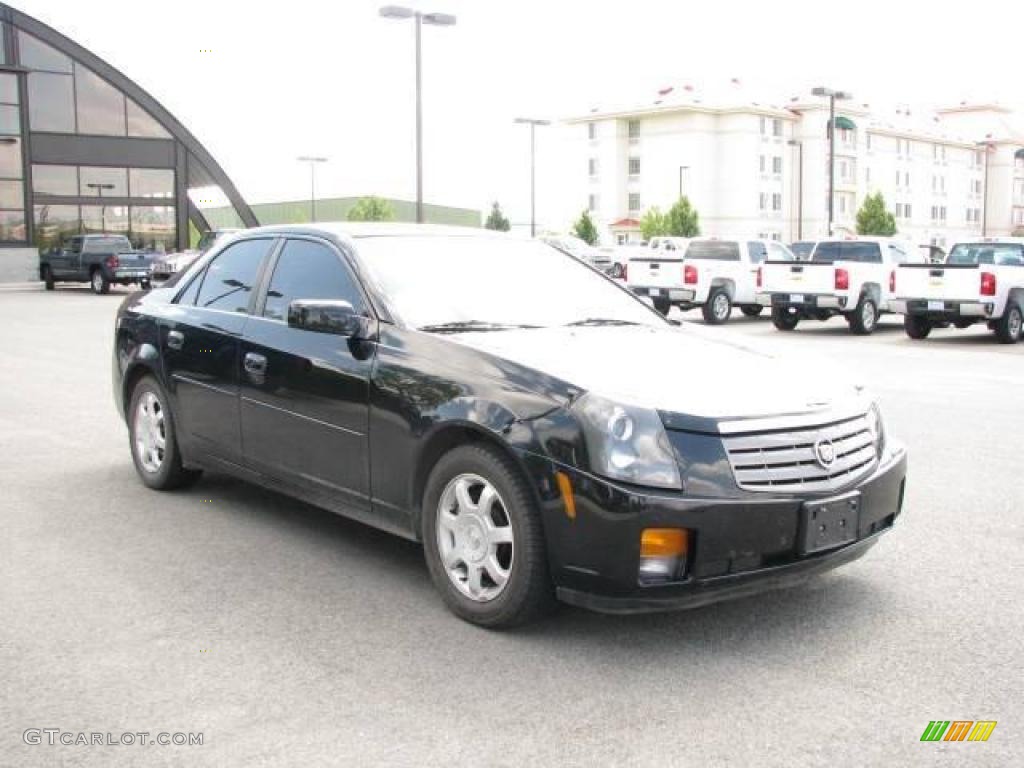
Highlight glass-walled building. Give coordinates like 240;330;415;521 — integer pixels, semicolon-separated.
0;2;256;281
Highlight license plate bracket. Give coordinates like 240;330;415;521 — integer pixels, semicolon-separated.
649;288;662;297
799;492;860;555
790;293;805;304
927;300;944;311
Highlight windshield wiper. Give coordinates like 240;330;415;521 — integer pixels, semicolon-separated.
565;318;640;327
418;320;541;334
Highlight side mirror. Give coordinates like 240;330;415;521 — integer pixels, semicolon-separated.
287;299;371;338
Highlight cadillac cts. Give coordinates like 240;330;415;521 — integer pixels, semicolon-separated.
113;224;908;628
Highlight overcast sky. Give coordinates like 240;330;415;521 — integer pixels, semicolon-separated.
17;0;1024;227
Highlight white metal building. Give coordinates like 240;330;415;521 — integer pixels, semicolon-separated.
567;82;1024;248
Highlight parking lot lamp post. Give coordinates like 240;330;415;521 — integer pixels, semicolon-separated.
977;141;991;237
678;165;689;199
380;5;456;224
514;118;550;237
297;157;328;223
811;87;851;236
788;139;803;240
86;182;115;231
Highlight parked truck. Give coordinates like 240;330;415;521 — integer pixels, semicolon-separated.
891;238;1024;343
628;238;794;323
40;234;154;294
757;238;922;334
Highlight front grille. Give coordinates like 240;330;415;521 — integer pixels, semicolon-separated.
723;414;877;493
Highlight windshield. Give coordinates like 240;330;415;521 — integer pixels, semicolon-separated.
947;243;1024;266
790;242;815;259
82;236;133;254
685;241;740;261
357;236;664;330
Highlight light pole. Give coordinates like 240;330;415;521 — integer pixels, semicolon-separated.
514;118;550;237
678;165;690;199
977;141;991;237
380;5;456;224
788;139;803;240
812;86;851;236
297;156;328;223
86;182;115;231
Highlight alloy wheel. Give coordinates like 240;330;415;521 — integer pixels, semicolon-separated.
436;473;514;602
714;293;730;320
134;391;166;473
1010;307;1022;340
92;272;103;292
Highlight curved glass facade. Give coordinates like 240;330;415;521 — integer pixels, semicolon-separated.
0;2;255;265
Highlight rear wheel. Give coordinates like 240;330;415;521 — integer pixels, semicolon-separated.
740;305;764;317
771;306;800;331
128;375;202;490
994;302;1023;344
42;265;55;291
652;298;671;316
422;444;554;628
702;288;732;324
90;268;110;295
903;314;933;340
848;296;878;335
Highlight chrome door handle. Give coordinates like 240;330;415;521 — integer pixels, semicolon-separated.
167;330;184;350
244;352;267;375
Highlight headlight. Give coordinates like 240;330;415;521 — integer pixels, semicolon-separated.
866;402;885;456
573;393;681;489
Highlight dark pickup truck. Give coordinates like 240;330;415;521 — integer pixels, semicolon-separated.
40;234;155;294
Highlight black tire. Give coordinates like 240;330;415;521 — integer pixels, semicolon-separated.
652;298;671;316
903;314;933;340
848;295;878;335
42;265;55;291
128;375;202;491
422;443;554;629
953;319;974;330
90;268;110;295
740;305;764;317
702;288;732;325
771;305;800;331
994;302;1023;344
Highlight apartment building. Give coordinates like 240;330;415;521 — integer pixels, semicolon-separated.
569;82;1024;247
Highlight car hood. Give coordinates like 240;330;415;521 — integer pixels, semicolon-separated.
449;324;865;423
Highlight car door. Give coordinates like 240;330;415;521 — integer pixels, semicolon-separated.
161;237;277;467
238;236;374;511
744;241;769;303
50;236;79;277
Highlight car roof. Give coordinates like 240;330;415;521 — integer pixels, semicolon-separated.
239;222;507;241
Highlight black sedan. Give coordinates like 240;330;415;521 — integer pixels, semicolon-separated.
113;224;908;628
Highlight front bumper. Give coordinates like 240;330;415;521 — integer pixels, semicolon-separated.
532;441;907;615
891;298;992;318
757;292;844;310
631;285;697;303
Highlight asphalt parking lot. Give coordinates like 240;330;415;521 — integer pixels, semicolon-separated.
1;286;1020;767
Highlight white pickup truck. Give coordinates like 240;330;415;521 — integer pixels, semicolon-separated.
757;238;921;334
628;238;794;323
892;238;1024;343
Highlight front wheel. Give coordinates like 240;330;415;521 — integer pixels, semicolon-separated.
42;265;55;291
90;268;110;295
771;306;800;331
128;375;202;490
848;296;878;335
422;444;554;628
994;302;1023;344
903;314;933;340
702;288;732;324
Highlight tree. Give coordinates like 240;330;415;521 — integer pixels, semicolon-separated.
666;196;700;237
347;196;395;222
640;207;669;240
856;192;897;236
484;201;510;231
572;210;598;245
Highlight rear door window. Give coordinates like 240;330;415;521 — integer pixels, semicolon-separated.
192;238;275;313
686;240;741;261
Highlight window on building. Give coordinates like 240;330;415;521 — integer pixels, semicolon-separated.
759;192;767;211
772;156;782;174
27;71;75;132
0;137;22;180
905;203;912;219
587;123;596;140
866;167;872;184
194;238;272;312
628;193;641;212
125;99;171;139
17;30;72;73
588;158;598;176
628;157;640;176
129;206;176;252
974;150;984;167
32;164;77;196
866;133;872;151
759;116;766;135
772;192;782;211
772;118;783;137
627;119;640;140
79;166;128;198
759;155;766;173
0;104;19;135
81;204;129;234
33;203;78;250
262;239;364;322
895;203;902;218
905;171;910;187
588;194;598;212
74;63;126;136
129;168;174;199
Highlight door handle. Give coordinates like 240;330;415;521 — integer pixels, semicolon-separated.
167;330;184;350
244;352;267;375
